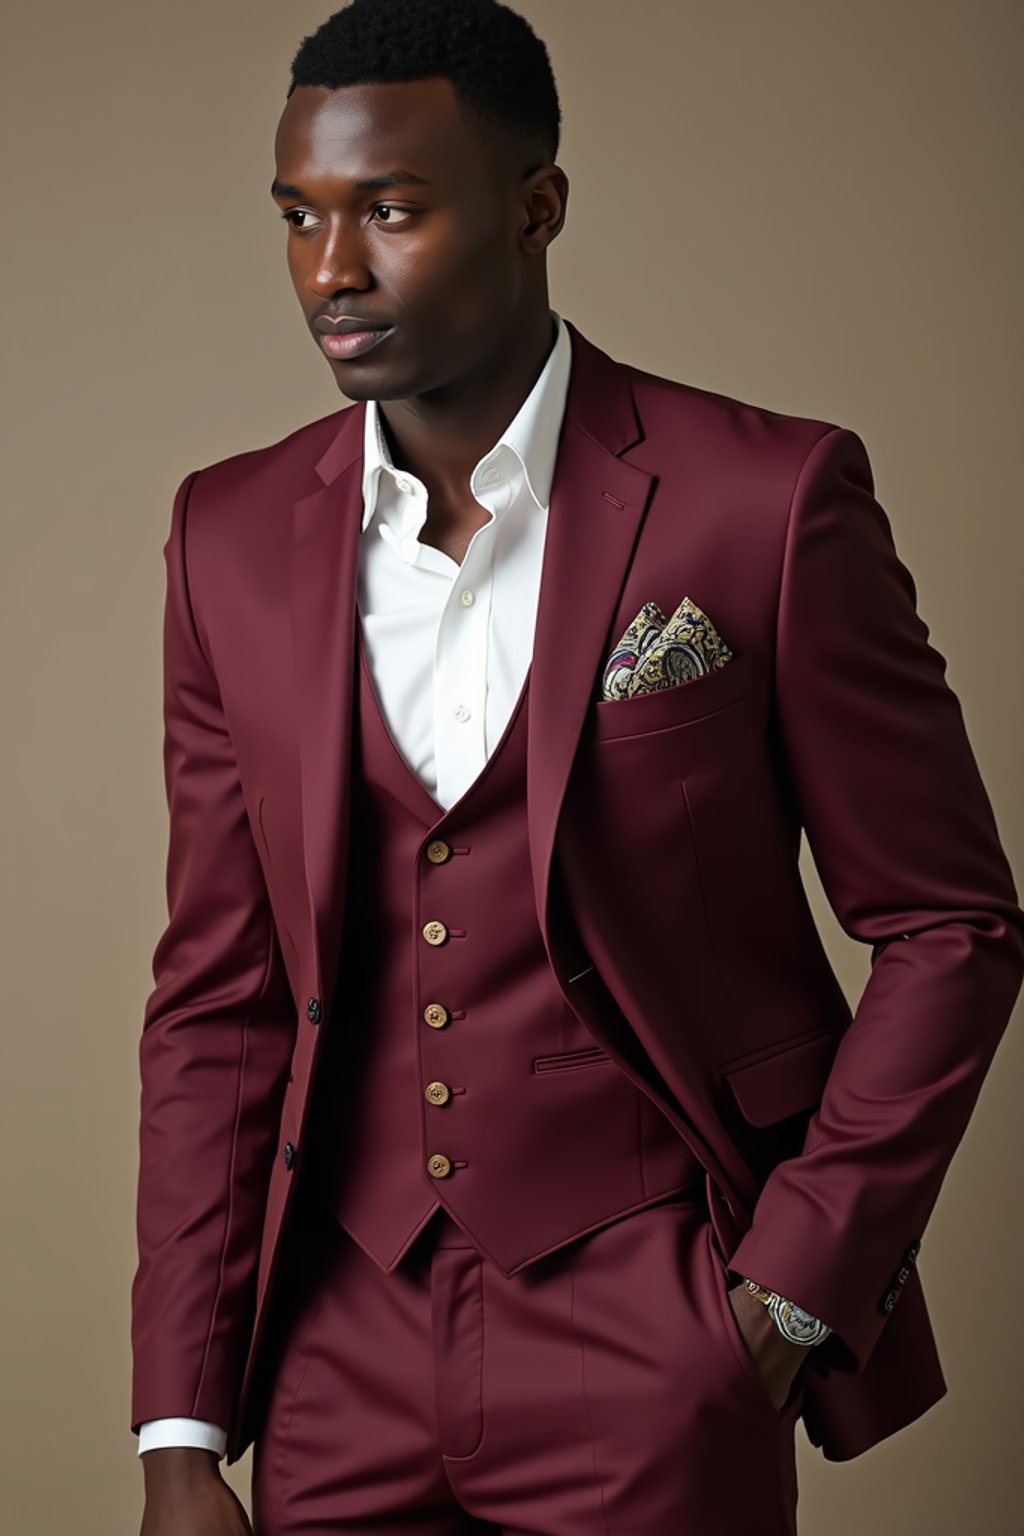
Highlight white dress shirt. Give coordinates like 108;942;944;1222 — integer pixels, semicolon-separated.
137;311;573;1456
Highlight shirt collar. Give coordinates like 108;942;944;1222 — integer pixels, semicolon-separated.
360;310;572;532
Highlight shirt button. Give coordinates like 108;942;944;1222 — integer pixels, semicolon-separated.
459;589;475;606
424;1081;451;1106
395;475;413;494
453;704;471;722
426;839;452;864
423;1003;450;1028
480;467;501;485
422;920;448;946
427;1153;453;1178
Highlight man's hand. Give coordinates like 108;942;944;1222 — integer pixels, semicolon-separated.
139;1447;252;1536
727;1281;809;1411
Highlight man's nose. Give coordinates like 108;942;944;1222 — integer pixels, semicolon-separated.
307;219;372;295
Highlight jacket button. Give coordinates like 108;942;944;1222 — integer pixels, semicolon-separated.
426;839;452;864
881;1289;897;1312
427;1153;452;1178
422;920;448;946
283;1141;296;1170
306;996;321;1025
423;1003;450;1029
424;1081;451;1105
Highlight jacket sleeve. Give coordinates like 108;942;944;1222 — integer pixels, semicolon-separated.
728;426;1024;1369
130;469;296;1436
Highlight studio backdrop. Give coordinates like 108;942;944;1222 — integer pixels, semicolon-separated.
1;3;1020;1533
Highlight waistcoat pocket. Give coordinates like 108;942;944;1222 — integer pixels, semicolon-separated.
532;1045;614;1074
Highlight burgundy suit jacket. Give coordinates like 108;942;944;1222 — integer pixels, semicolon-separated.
130;320;1024;1463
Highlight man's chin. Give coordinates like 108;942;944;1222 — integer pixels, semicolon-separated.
331;368;428;403
331;375;407;403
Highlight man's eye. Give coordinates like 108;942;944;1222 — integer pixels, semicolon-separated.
281;209;318;230
279;205;414;230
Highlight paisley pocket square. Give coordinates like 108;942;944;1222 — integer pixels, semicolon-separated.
601;596;734;702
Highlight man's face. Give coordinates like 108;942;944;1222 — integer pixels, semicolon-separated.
272;79;536;401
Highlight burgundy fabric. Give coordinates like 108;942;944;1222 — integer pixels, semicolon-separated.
251;1195;800;1535
302;624;703;1276
129;321;1024;1467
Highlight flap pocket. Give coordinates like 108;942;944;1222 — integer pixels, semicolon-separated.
721;1027;843;1128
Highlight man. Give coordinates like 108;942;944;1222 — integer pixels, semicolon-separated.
130;1;1024;1532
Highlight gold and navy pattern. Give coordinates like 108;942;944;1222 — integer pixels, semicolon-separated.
600;596;734;702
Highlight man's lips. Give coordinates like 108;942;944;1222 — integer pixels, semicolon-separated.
317;326;395;360
312;315;393;335
311;314;394;360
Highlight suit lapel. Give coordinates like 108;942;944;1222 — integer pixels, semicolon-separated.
289;323;656;1007
290;406;365;1007
526;323;655;956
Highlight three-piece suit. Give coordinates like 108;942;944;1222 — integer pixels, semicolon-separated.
130;316;1024;1532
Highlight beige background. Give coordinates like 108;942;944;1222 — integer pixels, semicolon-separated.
1;2;1021;1531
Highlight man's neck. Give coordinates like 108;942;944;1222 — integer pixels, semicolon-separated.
375;308;557;509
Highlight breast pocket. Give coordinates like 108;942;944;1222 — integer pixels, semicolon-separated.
590;652;752;743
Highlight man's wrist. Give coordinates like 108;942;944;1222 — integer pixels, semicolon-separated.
140;1445;222;1489
726;1280;809;1410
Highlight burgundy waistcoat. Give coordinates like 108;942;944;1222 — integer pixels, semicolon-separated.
303;622;701;1276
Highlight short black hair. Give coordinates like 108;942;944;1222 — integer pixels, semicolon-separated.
287;0;561;166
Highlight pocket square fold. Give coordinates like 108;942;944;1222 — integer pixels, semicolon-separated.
601;596;734;701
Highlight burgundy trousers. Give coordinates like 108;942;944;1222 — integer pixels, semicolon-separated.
250;1192;801;1535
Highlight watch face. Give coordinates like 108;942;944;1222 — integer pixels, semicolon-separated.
777;1299;826;1344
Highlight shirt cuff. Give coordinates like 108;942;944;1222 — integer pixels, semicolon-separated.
137;1418;227;1458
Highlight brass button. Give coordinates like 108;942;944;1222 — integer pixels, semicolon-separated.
426;839;451;864
422;920;448;946
423;1003;450;1029
427;1153;452;1178
424;1080;451;1106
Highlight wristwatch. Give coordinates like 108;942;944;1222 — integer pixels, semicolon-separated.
743;1280;832;1347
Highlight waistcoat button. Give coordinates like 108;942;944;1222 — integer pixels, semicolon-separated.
426;839;451;864
423;1003;450;1029
306;996;321;1024
283;1141;296;1170
424;1081;451;1105
427;1153;452;1178
422;920;448;945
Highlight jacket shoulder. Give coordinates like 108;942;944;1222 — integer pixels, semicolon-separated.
189;404;358;500
163;406;360;613
625;358;845;461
